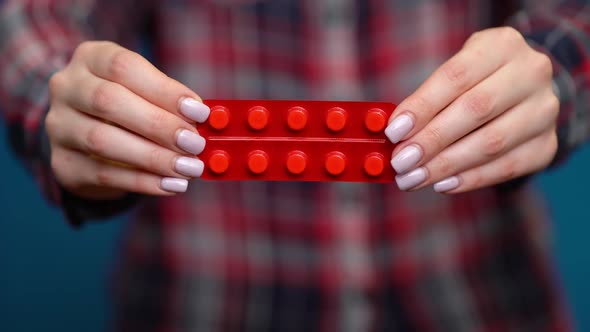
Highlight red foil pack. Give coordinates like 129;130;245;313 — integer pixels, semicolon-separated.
199;100;397;182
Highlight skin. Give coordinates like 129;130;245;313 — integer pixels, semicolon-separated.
46;27;559;199
388;27;559;193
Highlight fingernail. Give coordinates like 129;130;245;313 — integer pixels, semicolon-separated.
385;114;414;143
395;167;428;191
434;176;460;193
391;145;422;174
179;98;210;123
175;157;204;177
161;177;188;193
177;129;206;155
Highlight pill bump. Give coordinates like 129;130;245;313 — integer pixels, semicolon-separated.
325;151;347;176
209;150;230;174
248;150;269;174
209;106;230;130
286;151;307;175
287;106;308;131
247;106;269;130
364;153;386;177
365;108;387;133
326;107;347;132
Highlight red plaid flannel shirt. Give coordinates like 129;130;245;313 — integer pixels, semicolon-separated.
2;0;589;331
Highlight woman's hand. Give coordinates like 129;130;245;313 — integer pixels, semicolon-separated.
46;41;210;200
385;27;559;193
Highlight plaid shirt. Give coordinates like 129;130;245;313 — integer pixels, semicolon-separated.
1;0;589;331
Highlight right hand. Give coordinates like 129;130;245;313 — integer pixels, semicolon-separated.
46;41;210;200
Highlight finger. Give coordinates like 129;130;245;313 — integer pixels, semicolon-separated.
385;32;514;144
53;148;189;195
390;55;551;174
436;131;558;194
54;108;205;179
74;41;210;123
65;75;206;156
410;90;559;190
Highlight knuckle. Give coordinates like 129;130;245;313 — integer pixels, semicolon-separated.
147;148;166;172
95;163;113;187
441;59;468;86
462;91;494;121
133;172;152;193
463;47;485;61
465;31;483;45
544;92;560;120
422;126;445;151
498;26;524;45
91;81;117;115
408;94;433;115
48;71;66;97
154;74;178;93
546;131;559;161
550;131;558;150
86;123;110;156
108;49;139;81
44;110;59;139
532;52;553;79
148;109;171;132
97;40;119;49
50;150;77;188
482;130;507;157
501;158;519;181
547;90;560;110
470;171;484;189
50;150;63;178
431;154;454;175
74;41;95;58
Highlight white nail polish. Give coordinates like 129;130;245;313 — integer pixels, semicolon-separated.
176;130;206;155
161;177;188;193
175;157;204;177
385;114;414;143
391;145;422;174
179;98;210;123
395;168;427;191
434;176;460;193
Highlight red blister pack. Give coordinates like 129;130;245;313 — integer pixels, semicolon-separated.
198;100;397;182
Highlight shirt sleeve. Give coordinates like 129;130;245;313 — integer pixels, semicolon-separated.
511;0;590;166
0;0;151;226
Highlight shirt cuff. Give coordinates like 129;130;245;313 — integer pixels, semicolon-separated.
522;37;576;168
59;186;142;228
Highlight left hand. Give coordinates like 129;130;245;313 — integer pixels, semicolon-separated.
385;27;559;193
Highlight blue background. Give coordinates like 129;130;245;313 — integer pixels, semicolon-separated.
0;120;589;331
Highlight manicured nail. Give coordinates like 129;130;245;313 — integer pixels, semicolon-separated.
176;129;206;155
391;145;422;174
395;168;428;191
161;177;188;193
179;98;210;123
175;157;204;177
385;114;414;143
434;176;460;193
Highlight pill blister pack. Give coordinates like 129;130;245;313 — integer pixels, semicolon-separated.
198;100;397;182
